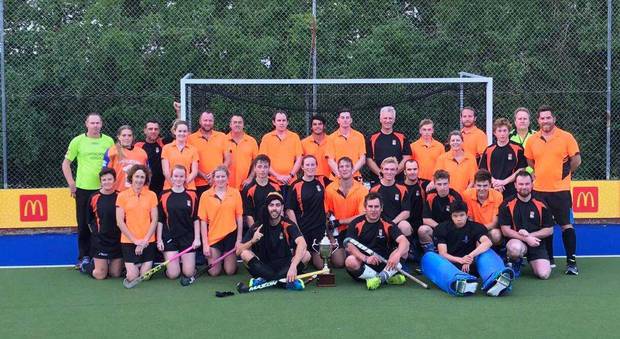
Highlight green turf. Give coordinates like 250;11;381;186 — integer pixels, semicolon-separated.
1;258;619;338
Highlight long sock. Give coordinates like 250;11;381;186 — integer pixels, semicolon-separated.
353;264;378;279
545;236;554;262
562;228;577;264
247;257;276;280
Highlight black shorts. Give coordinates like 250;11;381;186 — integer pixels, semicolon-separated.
302;227;326;250
525;244;549;261
534;190;572;226
163;232;195;253
90;236;122;260
122;243;156;264
211;230;237;253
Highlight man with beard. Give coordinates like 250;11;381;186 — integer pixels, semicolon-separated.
460;107;488;160
301;115;331;178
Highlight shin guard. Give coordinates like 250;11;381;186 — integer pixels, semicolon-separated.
476;250;514;293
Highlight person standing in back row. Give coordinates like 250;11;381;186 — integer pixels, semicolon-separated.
62;112;114;270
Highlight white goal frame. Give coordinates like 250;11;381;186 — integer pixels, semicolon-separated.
179;74;494;144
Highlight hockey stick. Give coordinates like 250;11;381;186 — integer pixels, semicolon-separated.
236;267;329;293
123;245;194;289
180;248;237;286
343;237;429;289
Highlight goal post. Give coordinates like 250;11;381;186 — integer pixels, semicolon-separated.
179;75;494;144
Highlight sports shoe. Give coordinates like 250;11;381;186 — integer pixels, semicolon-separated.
387;274;406;285
286;278;305;291
422;243;436;253
366;276;382;290
486;272;513;297
565;264;579;276
249;277;266;287
550;256;556;268
455;279;478;296
507;259;523;279
79;256;91;271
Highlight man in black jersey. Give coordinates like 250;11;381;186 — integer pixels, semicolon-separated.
80;168;122;279
499;171;553;279
241;154;281;227
238;192;311;289
479;118;527;199
344;192;410;290
418;170;462;252
366;106;411;184
369;157;413;238
135;119;172;196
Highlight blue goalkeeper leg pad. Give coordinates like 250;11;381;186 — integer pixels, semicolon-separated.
421;252;478;296
476;249;514;295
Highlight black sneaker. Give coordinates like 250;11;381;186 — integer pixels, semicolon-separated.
565;263;579;275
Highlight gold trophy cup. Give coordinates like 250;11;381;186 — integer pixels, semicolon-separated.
312;232;338;287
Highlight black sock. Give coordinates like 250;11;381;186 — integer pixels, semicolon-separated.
562;228;577;263
247;257;276;280
545;236;554;262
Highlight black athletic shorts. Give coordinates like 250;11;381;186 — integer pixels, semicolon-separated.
90;236;122;260
211;230;237;253
525;244;549;261
534;190;572;226
122;242;156;264
302;227;326;250
163;232;195;253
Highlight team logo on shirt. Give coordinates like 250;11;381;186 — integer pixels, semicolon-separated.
156;147;160;153
446;205;450;212
415;191;420;196
279;233;284;240
462;235;469;243
394;194;399;201
530;211;535;219
316;185;322;192
187;200;191;207
392;140;397;146
507;153;513;161
377;229;385;239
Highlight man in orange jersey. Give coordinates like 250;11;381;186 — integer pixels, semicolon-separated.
410;119;445;185
258;110;303;186
324;156;369;267
460;107;488;160
366;106;411;184
301;115;331;178
227;114;258;190
188;111;231;197
525;105;581;275
462;170;504;248
325;109;366;179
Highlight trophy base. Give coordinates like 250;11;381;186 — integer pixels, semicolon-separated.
317;273;336;287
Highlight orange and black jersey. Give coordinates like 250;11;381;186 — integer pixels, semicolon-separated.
498;197;554;234
370;183;411;220
286;176;331;233
88;191;120;246
366;131;411;181
346;215;403;258
135;137;172;195
405;181;426;228
479;142;527;196
158;190;198;239
422;189;463;224
241;179;281;220
242;218;302;262
435;220;488;257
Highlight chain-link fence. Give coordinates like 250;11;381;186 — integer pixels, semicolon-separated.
1;0;618;188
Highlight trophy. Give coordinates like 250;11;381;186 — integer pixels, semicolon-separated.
312;231;338;287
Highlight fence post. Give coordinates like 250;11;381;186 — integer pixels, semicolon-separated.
1;0;8;188
605;0;612;179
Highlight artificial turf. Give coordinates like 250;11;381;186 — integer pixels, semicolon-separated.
1;258;619;338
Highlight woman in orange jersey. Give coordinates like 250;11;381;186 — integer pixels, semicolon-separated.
161;120;199;191
157;165;201;281
433;131;478;194
116;165;159;283
198;165;243;276
102;125;148;192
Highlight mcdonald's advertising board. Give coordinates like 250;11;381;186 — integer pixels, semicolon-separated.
0;182;619;229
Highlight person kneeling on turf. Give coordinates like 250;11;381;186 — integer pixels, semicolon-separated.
237;192;311;290
421;200;514;297
344;192;410;290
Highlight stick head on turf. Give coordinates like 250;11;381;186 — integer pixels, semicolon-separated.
123;278;138;289
180;276;195;287
236;282;249;293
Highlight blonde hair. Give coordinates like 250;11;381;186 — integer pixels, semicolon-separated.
115;125;133;161
380;156;399;168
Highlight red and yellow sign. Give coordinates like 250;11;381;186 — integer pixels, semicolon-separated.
0;188;76;228
570;181;619;219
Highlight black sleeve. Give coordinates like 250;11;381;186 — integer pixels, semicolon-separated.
286;183;299;212
191;193;199;222
241;186;254;217
516;147;528;169
422;199;433;219
157;198;165;224
241;225;257;244
366;134;374;159
497;204;512;227
541;206;554;228
434;222;448;244
451;190;463;201
471;222;488;243
87;195;96;233
346;219;359;240
287;223;303;242
388;223;403;245
402;134;412;156
479;149;488;170
400;189;412;212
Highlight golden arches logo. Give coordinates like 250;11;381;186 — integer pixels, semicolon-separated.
19;195;48;221
573;187;597;213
